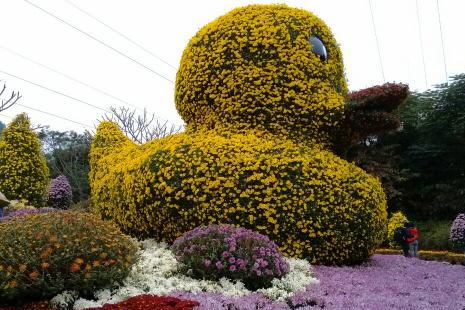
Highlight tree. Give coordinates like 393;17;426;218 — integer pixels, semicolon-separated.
346;137;410;208
101;106;183;144
349;74;465;220
398;75;465;219
0;113;49;206
0;121;5;133
0;82;21;112
38;129;92;202
333;83;409;157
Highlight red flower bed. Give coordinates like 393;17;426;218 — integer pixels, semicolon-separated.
0;300;55;310
83;295;199;310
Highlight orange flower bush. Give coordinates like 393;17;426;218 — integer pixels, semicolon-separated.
0;211;138;301
90;4;387;265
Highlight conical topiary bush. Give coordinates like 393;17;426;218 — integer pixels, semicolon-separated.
0;113;49;206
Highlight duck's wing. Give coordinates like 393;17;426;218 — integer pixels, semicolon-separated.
333;83;409;156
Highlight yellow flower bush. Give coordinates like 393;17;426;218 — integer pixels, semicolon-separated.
90;4;387;265
0;113;49;206
387;211;408;248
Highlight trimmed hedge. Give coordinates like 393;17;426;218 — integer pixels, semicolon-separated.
375;248;464;265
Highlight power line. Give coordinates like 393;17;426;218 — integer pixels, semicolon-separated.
23;0;174;84
436;0;448;84
1;47;182;125
16;103;93;129
63;0;177;70
368;0;386;83
0;69;110;113
415;0;428;89
0;113;13;119
0;45;146;112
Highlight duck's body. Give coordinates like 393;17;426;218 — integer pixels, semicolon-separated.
91;125;386;265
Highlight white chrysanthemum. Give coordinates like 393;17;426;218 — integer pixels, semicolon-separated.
71;240;319;309
50;290;78;310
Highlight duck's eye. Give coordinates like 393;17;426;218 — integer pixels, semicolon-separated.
309;35;327;61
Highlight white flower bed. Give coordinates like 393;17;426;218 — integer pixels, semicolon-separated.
52;239;319;309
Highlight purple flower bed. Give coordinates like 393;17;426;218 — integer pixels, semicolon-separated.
173;254;465;310
172;292;290;310
296;254;465;310
0;207;59;221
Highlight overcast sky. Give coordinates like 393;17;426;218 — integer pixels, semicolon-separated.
1;0;464;132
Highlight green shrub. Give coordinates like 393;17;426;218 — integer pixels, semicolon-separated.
69;199;91;212
0;113;49;206
0;211;138;301
416;220;456;251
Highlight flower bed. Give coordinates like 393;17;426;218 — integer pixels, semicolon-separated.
296;254;465;310
66;240;317;309
0;207;59;221
0;300;54;310
82;295;198;310
375;248;464;264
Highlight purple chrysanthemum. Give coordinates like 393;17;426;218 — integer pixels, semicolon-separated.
450;213;465;244
47;175;72;209
171;224;289;290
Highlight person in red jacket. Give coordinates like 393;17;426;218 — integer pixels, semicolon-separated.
406;222;419;258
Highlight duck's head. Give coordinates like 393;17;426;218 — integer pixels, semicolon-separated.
176;4;348;144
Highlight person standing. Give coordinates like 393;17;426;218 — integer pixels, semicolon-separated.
406;222;419;258
394;223;411;257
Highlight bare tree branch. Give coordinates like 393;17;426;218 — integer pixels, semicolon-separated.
100;106;184;144
0;82;22;112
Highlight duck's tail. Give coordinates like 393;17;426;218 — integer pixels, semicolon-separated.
89;121;132;169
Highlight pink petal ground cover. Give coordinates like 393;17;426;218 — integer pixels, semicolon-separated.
174;254;465;310
298;254;465;310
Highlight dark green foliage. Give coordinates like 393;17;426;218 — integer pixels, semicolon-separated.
346;138;409;205
416;220;457;252
38;129;91;203
347;74;465;220
0;121;5;133
395;75;465;219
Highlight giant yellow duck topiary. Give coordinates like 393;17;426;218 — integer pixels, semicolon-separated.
90;4;408;265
